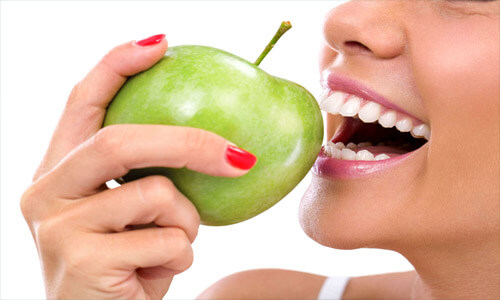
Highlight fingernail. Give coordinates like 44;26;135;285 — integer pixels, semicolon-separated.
225;145;257;170
135;34;165;46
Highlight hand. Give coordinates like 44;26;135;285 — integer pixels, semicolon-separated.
20;35;255;299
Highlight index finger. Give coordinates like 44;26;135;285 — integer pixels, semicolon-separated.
34;35;168;181
44;124;257;197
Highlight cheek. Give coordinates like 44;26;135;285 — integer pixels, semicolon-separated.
412;17;499;135
414;21;499;173
410;18;500;237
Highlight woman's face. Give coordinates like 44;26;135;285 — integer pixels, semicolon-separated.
300;0;500;253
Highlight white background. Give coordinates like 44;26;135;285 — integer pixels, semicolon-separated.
0;1;413;299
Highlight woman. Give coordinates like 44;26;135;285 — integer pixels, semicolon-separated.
21;0;499;299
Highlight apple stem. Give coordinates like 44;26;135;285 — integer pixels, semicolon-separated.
254;21;292;66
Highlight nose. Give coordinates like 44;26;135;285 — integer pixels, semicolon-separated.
323;1;406;59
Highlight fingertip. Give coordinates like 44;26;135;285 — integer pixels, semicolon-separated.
133;35;168;67
134;34;166;47
103;35;168;77
131;34;168;55
224;145;258;173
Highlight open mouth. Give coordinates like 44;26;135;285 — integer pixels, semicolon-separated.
320;91;430;161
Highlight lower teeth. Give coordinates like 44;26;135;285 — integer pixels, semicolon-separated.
324;141;391;161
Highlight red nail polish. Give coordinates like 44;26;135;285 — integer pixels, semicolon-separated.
136;34;165;46
225;145;257;170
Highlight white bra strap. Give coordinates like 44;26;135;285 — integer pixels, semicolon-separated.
317;276;350;300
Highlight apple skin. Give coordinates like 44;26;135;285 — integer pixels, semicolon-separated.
103;45;323;226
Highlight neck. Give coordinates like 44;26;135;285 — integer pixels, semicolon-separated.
403;236;500;300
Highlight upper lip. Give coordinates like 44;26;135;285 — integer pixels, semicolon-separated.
320;71;424;124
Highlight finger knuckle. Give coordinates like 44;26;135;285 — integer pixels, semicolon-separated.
20;186;37;223
189;219;201;243
159;227;184;249
66;81;83;106
100;49;116;71
176;245;194;272
139;176;176;205
184;205;201;243
184;128;215;154
165;229;193;272
35;217;63;250
89;126;126;158
170;226;188;241
20;181;49;225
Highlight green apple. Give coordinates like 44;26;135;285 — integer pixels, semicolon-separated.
103;22;323;225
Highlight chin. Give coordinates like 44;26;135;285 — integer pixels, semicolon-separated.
299;179;368;250
298;174;415;251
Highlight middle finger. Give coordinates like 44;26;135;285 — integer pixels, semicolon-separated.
67;176;200;242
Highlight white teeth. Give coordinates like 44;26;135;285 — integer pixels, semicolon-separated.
325;145;333;157
374;154;391;161
411;124;431;140
320;89;432;142
335;142;346;149
332;147;342;159
326;141;372;150
358;101;382;123
395;118;413;132
339;96;362;117
326;145;342;159
378;110;397;128
324;142;383;161
320;92;345;114
356;150;375;161
346;142;357;150
341;148;357;160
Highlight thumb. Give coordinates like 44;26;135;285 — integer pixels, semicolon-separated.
35;34;168;181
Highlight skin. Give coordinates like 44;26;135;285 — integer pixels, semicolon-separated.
21;0;500;299
301;0;500;299
204;1;500;299
21;38;254;299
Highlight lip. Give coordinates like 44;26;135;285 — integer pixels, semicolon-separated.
321;71;423;123
313;117;429;179
312;144;424;179
315;71;429;179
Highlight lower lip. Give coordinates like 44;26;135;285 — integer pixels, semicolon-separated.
312;146;414;179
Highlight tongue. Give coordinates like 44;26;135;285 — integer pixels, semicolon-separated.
331;117;363;143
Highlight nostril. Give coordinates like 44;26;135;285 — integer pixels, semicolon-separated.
344;41;371;53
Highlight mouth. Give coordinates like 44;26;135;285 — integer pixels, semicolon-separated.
312;74;430;179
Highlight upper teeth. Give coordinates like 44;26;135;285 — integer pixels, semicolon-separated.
319;91;430;140
358;101;382;123
339;97;362;117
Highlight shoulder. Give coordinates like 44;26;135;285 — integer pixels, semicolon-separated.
196;268;328;300
343;271;417;299
196;269;417;300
